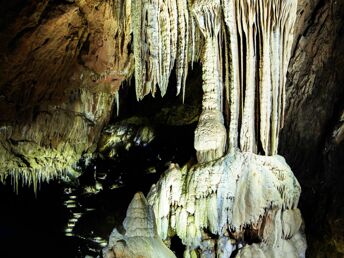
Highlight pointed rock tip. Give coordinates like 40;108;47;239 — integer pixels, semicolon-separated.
133;191;145;200
128;192;149;210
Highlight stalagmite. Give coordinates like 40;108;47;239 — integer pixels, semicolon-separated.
147;152;304;255
236;230;307;258
103;192;176;258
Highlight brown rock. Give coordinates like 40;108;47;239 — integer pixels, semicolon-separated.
0;0;132;187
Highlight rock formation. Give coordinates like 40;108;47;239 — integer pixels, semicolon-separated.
98;117;155;159
147;154;304;257
103;192;176;258
119;0;306;256
101;0;308;256
0;0;132;192
192;0;227;163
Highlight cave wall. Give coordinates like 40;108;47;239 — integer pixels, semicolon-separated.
0;0;132;187
280;0;344;256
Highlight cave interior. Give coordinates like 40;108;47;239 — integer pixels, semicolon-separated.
0;0;343;258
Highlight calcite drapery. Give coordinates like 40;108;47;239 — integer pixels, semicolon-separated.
222;0;298;155
132;0;193;100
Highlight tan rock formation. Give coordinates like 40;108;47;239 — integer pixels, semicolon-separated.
0;0;132;191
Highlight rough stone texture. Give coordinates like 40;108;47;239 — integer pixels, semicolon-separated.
236;232;307;258
0;0;132;187
280;0;344;256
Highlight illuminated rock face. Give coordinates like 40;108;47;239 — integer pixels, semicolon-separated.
98;117;155;159
0;0;132;191
0;0;342;256
0;0;298;184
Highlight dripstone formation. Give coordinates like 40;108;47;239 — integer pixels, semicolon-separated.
104;0;307;257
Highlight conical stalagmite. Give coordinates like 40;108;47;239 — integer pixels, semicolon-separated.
103;192;176;258
123;192;157;237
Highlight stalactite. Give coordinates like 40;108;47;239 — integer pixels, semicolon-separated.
159;3;170;96
131;0;191;100
176;0;189;98
222;0;240;153
238;0;258;153
193;0;227;163
7;168;65;195
257;0;272;155
115;91;119;116
168;0;178;70
221;0;298;155
132;0;144;100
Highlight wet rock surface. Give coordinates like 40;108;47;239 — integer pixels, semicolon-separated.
98;117;156;160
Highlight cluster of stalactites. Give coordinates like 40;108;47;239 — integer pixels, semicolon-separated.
1;168;65;195
222;0;298;155
131;0;298;156
131;0;200;101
